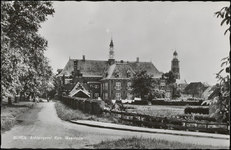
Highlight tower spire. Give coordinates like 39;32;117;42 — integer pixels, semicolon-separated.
108;36;115;65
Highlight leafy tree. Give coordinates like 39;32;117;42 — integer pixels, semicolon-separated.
1;1;55;104
202;6;230;123
162;71;176;85
131;70;154;101
162;71;177;99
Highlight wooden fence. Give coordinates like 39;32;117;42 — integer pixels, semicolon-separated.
61;96;105;115
104;110;230;135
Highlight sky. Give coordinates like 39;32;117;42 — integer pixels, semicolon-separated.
38;1;230;86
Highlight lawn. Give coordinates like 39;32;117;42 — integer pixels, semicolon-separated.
93;136;229;149
1;101;35;133
124;104;187;117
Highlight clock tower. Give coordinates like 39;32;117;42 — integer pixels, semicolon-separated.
171;51;180;79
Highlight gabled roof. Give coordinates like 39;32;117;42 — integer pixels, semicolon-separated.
127;62;162;78
184;82;208;94
69;82;90;97
57;59;109;77
102;62;162;80
57;59;162;79
103;63;135;80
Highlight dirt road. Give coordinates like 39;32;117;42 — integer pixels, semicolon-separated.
1;101;229;148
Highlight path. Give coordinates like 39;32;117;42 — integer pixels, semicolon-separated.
1;101;230;148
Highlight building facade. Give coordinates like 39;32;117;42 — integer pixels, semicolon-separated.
56;39;162;100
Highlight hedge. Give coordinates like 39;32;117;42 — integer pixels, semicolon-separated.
184;107;209;114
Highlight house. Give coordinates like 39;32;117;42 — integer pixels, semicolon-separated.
184;82;209;98
175;79;188;92
56;38;162;100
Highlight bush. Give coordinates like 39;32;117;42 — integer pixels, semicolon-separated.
184;107;209;114
132;100;148;105
193;114;216;122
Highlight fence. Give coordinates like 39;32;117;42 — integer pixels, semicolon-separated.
61;96;105;115
103;110;229;135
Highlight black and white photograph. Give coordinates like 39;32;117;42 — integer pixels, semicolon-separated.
1;1;230;149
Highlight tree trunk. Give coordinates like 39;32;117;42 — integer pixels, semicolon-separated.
8;97;12;105
20;92;23;101
32;92;35;102
14;95;18;103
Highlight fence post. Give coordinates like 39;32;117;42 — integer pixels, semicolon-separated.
185;122;188;131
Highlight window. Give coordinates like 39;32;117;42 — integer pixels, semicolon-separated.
65;79;71;84
104;93;108;100
105;82;108;90
115;82;122;90
127;70;132;78
116;82;121;86
114;71;120;78
127;93;133;100
127;82;132;90
115;93;121;100
94;93;99;98
95;85;99;89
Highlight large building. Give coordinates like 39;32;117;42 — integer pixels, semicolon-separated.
56;39;163;100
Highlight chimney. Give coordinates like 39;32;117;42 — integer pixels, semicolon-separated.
62;74;65;85
82;55;85;61
136;57;139;63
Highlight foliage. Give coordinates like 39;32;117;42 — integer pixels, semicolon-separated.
162;70;176;85
193;114;216;122
184;107;209;114
202;6;230;123
1;1;55;102
162;70;178;98
214;6;230;35
130;70;154;100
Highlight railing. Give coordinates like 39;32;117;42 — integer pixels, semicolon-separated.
103;110;229;135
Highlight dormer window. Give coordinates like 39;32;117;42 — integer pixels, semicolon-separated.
114;70;120;78
127;70;132;78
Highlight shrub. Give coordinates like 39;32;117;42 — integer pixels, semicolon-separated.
193;114;216;122
184;107;209;114
132;100;149;105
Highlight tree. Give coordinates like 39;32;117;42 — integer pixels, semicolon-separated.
131;70;154;101
1;1;55;104
202;6;230;123
162;71;177;99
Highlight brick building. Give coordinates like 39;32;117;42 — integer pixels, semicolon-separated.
56;39;162;100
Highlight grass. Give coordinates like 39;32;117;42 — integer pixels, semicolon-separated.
1;101;35;133
93;136;229;149
54;101;116;123
124;104;187;117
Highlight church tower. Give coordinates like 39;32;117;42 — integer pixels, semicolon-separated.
108;38;115;65
171;50;180;79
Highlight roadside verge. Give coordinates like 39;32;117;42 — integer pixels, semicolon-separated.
69;120;230;140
